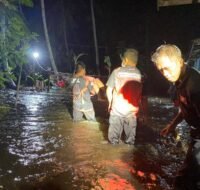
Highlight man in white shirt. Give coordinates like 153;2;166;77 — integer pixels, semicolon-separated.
106;49;142;145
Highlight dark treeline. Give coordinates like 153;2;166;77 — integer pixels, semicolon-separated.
23;0;200;95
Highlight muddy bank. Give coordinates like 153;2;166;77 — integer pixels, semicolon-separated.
0;90;189;190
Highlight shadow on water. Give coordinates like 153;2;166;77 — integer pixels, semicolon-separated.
0;90;188;190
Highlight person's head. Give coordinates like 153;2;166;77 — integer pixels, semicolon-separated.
121;49;139;67
151;44;184;82
75;61;86;76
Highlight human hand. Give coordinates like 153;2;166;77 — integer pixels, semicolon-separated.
160;124;175;137
84;76;95;82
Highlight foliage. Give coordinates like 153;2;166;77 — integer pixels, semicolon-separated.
0;0;33;8
73;53;87;65
0;0;37;88
104;56;112;75
27;73;49;87
27;73;44;85
0;71;16;87
19;0;33;7
104;56;111;68
71;52;87;73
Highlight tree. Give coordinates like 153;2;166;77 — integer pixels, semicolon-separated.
61;0;69;56
0;0;37;89
40;0;58;75
104;56;112;76
90;0;100;75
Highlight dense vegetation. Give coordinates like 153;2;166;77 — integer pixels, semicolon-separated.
0;0;37;88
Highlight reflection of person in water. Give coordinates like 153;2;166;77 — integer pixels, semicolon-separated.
152;44;200;190
106;49;142;145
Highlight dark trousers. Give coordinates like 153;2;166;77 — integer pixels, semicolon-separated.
174;139;200;190
73;108;96;122
108;115;137;144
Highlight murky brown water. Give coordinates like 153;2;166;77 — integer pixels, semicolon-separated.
0;89;189;190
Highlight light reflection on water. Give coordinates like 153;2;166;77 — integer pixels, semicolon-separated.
0;92;189;190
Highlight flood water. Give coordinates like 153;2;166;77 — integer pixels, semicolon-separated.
0;89;189;190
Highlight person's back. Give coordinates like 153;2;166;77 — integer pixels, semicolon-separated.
71;62;96;122
106;48;142;145
109;66;142;117
72;76;93;111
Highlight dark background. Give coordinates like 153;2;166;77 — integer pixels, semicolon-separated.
22;0;200;95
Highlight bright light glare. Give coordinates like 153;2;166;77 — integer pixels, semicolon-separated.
160;56;171;67
33;52;39;59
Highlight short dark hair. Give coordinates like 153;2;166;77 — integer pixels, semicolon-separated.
121;49;139;64
75;61;86;74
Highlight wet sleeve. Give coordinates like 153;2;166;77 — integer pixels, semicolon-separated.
106;70;115;88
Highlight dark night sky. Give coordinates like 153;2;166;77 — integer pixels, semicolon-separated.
23;0;200;95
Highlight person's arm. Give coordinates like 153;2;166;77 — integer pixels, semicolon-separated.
106;86;113;111
160;110;183;136
106;69;116;111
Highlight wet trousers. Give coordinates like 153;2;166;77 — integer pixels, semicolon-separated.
108;115;137;144
73;108;96;122
174;139;200;190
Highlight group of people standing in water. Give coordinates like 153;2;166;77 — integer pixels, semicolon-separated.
70;44;200;190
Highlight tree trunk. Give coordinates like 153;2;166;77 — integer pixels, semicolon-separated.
90;0;100;75
40;0;58;75
61;0;69;55
15;64;22;104
61;0;72;72
2;15;9;71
